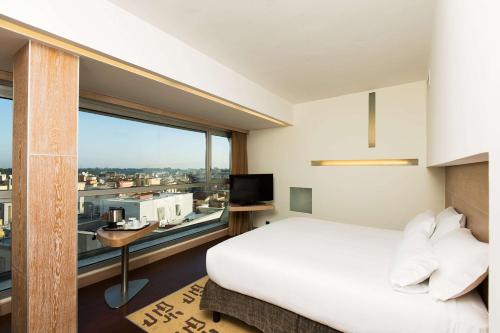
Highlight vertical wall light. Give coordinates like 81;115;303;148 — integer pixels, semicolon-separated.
368;92;376;148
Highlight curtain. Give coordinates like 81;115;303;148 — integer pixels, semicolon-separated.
228;131;250;236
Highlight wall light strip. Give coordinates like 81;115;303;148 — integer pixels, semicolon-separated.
311;159;419;166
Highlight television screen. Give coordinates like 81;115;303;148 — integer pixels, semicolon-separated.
229;174;273;204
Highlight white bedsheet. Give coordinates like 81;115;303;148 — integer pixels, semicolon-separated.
206;217;488;333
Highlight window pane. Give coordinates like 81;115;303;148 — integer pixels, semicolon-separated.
0;98;12;191
211;135;230;180
78;111;206;185
77;185;229;266
0;97;13;291
77;110;229;268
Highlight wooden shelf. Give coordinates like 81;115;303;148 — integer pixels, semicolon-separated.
228;204;274;212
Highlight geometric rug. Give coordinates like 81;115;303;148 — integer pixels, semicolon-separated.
127;276;260;332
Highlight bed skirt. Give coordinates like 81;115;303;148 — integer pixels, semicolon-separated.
200;279;341;333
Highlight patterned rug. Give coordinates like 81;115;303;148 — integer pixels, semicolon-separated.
127;276;260;333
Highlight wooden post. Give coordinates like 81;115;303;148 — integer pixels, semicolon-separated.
12;40;79;333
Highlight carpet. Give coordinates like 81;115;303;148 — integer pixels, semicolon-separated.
127;276;260;333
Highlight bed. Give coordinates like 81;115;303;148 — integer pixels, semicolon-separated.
201;217;489;333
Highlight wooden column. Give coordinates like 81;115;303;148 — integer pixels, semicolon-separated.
12;41;79;333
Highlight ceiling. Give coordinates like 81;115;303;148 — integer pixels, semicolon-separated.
110;0;435;103
0;28;281;131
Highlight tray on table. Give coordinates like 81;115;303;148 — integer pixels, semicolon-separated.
103;222;150;231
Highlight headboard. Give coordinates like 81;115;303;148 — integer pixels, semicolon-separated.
445;161;489;305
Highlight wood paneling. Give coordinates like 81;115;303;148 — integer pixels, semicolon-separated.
11;42;29;333
445;161;489;305
228;204;274;212
445;162;489;242
0;70;13;82
28;46;78;154
12;41;79;333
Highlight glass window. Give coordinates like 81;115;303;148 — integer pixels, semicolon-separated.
77;110;230;269
0;101;232;290
0;97;13;291
78;111;207;185
0;98;12;191
211;134;230;181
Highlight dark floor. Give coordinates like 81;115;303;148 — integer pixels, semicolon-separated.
0;237;226;333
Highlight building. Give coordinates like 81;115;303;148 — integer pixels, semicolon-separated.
0;201;12;227
100;192;193;223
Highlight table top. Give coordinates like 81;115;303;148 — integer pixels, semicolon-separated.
97;221;159;248
228;203;274;212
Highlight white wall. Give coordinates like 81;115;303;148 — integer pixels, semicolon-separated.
0;0;293;123
427;0;500;329
427;0;499;166
248;81;444;230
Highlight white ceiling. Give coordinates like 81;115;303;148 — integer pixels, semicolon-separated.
0;29;280;131
110;0;435;103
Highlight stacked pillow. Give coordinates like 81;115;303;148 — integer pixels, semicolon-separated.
390;210;438;292
429;228;488;300
390;207;489;301
430;207;466;243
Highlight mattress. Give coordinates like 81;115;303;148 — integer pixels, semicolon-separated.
206;217;489;333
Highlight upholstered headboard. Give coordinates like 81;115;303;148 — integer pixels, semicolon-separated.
445;161;489;305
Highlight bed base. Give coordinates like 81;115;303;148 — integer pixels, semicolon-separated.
200;279;341;333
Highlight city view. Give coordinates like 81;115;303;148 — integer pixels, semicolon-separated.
0;102;232;285
0;165;230;281
75;166;230;263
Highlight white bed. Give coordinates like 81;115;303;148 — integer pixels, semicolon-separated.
206;217;488;333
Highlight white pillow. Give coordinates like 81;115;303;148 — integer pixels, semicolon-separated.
390;230;439;289
429;228;488;301
431;207;465;243
403;210;436;238
393;281;430;294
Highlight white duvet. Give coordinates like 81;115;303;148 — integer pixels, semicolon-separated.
206;217;488;333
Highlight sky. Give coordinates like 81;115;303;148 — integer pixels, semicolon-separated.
0;98;230;169
0;99;12;168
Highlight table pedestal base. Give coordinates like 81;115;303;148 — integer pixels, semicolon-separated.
104;278;149;309
104;245;149;309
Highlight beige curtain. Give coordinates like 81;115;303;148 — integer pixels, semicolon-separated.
228;131;250;236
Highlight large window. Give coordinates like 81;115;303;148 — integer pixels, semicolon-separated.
76;108;230;269
0;92;232;291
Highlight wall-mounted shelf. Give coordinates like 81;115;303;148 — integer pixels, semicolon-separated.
228;204;274;212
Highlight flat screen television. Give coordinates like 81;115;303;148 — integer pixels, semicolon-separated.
229;174;273;205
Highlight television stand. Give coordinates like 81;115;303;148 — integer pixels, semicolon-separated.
228;203;274;230
228;203;274;212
